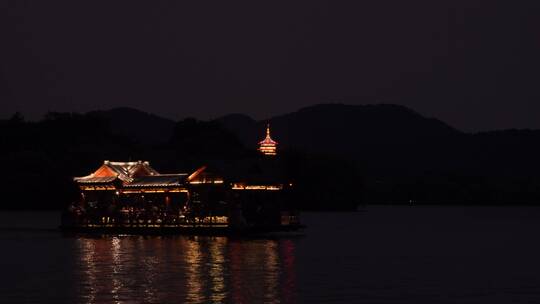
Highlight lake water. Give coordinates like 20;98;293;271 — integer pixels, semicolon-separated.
1;207;540;303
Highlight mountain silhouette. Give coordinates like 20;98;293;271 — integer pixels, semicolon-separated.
86;104;461;152
81;104;540;177
87;107;175;144
3;103;540;209
218;103;460;152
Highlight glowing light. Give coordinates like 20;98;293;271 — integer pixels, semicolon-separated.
81;186;116;191
121;189;188;194
190;179;224;185
231;184;283;191
258;124;278;156
188;166;207;181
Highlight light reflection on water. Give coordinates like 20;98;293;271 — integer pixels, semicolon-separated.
75;236;297;304
7;209;540;303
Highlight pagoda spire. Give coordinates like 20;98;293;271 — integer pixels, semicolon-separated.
266;123;271;138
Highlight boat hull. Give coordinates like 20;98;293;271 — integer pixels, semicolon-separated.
59;224;306;236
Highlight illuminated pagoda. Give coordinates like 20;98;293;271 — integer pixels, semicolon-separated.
258;124;278;156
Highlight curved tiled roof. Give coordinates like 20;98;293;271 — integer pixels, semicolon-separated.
104;161;159;181
74;176;118;184
123;174;187;187
74;160;178;185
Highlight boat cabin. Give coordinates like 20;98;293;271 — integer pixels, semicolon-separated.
64;158;300;232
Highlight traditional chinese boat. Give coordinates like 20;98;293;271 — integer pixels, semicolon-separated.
60;125;304;235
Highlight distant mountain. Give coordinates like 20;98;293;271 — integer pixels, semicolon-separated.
86;107;175;144
75;106;540;205
217;104;462;165
83;104;460;149
83;104;540;181
272;103;459;148
4;103;540;208
215;113;258;147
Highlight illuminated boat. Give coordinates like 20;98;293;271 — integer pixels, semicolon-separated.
60;160;303;235
60;124;304;235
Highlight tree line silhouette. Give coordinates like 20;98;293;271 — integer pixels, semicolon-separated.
2;105;540;210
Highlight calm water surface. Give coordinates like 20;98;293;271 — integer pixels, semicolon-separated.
1;207;540;303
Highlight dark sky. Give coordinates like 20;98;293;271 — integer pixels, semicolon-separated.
1;0;539;131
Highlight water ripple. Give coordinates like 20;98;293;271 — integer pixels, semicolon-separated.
72;236;297;304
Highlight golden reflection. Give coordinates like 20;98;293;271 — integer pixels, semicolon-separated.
74;236;297;304
209;238;227;303
264;241;280;304
138;237;159;303
110;237;122;303
185;237;205;304
78;239;97;304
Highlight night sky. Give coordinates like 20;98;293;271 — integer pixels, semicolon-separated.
1;1;539;131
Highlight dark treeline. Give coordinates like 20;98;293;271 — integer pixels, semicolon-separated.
2;104;540;210
0;112;140;210
0;111;361;211
218;104;540;206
